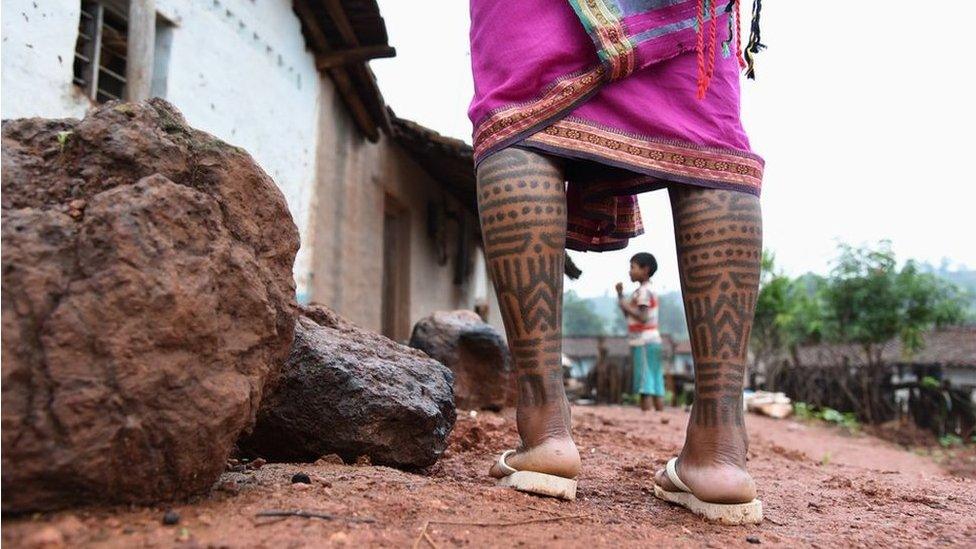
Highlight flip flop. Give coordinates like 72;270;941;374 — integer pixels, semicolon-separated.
494;450;578;500
653;458;763;525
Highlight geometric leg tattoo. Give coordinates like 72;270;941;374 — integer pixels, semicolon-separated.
477;148;570;443
670;186;762;430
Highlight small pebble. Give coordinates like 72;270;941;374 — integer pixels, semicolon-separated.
25;526;64;548
162;510;180;526
746;535;761;544
217;479;240;494
250;457;267;469
291;472;312;484
315;454;344;465
197;513;214;526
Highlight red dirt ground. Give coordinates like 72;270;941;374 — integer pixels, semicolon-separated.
4;405;975;548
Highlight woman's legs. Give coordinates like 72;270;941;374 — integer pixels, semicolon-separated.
654;186;761;503
476;148;580;479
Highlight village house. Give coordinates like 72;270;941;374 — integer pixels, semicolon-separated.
672;338;693;375
770;326;976;395
562;334;682;403
1;0;501;341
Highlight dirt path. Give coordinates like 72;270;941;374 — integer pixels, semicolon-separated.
4;405;975;548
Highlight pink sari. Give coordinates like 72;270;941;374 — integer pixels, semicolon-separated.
469;0;763;251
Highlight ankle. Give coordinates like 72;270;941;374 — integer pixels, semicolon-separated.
682;426;749;469
517;406;573;447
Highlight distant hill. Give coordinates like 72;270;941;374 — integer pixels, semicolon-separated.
921;262;976;319
574;291;689;340
565;263;975;341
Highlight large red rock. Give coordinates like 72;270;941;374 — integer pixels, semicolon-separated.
239;305;456;468
1;99;299;511
409;310;515;410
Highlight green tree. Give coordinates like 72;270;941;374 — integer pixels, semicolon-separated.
658;292;689;340
610;307;628;336
602;290;688;338
822;242;966;362
751;252;825;375
821;242;968;421
562;290;607;336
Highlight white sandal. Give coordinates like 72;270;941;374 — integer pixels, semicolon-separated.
494;450;578;500
653;458;763;524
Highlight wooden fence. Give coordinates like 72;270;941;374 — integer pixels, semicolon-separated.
767;363;975;440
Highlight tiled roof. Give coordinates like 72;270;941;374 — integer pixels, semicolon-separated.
390;116;475;215
673;339;692;354
563;335;676;360
293;0;393;141
786;327;976;368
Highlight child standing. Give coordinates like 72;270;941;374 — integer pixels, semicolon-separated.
616;253;664;412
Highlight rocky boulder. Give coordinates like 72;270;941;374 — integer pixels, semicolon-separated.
239;305;456;469
1;99;299;511
409;310;514;410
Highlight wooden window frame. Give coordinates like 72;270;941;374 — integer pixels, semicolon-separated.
74;0;130;103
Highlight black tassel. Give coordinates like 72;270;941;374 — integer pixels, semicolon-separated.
722;0;736;58
744;0;765;80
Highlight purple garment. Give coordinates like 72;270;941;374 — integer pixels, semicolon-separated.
468;0;594;137
469;0;763;251
569;45;752;152
469;0;751;154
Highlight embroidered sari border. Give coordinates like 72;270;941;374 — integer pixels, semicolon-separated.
568;0;636;79
472;67;605;164
522;118;763;193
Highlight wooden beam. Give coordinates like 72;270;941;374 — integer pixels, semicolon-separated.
125;0;155;101
293;0;330;51
356;65;392;135
322;0;359;46
315;45;396;70
293;0;378;141
317;0;392;135
329;67;380;141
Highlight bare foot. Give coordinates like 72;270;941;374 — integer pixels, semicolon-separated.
654;425;757;504
488;393;580;480
489;436;581;479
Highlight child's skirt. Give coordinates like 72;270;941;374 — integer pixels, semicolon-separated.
632;342;665;397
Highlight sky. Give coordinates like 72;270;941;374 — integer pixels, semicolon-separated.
372;1;976;297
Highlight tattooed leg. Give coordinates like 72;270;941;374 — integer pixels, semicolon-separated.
477;148;580;480
654;186;761;504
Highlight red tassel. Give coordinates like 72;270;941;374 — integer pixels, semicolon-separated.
697;0;719;99
696;0;707;99
706;0;718;79
735;0;747;68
